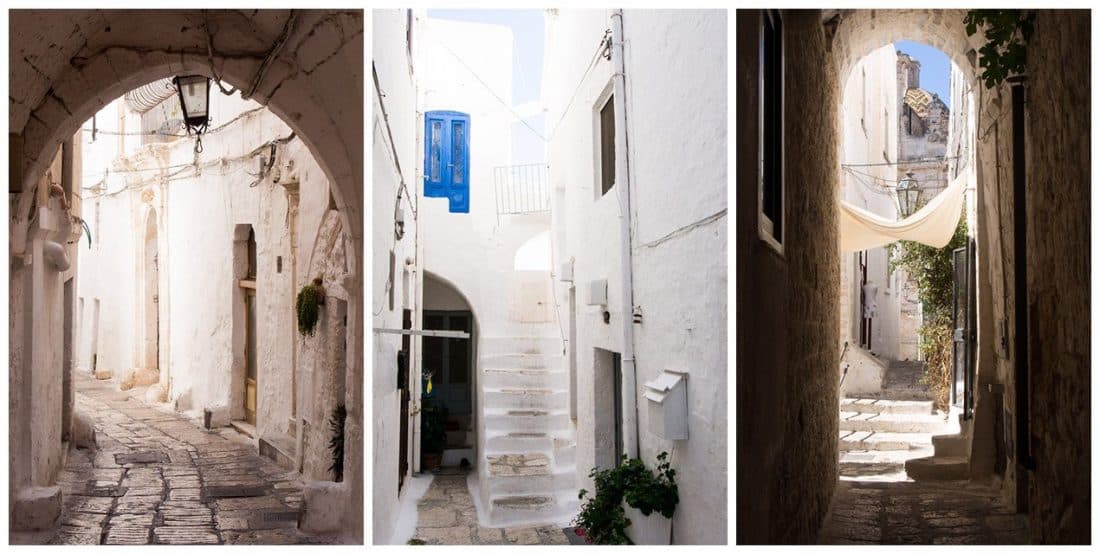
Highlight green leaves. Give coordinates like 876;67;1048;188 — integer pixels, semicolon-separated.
964;10;1035;89
572;452;679;544
296;278;324;336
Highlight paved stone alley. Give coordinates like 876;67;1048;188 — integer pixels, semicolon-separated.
24;372;334;545
818;479;1028;544
411;469;570;545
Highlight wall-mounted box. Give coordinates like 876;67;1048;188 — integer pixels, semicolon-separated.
560;260;574;282
643;370;688;440
587;279;607;305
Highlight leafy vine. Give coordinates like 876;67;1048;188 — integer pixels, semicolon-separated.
964;10;1035;89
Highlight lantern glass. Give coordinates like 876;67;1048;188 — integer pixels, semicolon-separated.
173;75;210;131
897;172;921;218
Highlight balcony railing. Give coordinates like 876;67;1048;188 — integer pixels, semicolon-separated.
494;163;550;219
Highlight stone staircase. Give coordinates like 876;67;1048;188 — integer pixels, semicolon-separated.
478;335;578;527
839;360;959;481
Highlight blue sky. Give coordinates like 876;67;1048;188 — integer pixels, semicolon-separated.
429;9;547;164
894;40;951;109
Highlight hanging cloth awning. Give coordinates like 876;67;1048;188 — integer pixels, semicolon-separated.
839;166;971;253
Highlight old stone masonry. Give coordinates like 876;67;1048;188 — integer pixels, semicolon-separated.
28;372;333;545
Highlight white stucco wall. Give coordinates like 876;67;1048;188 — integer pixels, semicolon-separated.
544;9;727;544
372;8;424;545
839;44;905;363
75;88;342;455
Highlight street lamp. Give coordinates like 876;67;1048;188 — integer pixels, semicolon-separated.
896;172;922;218
173;75;210;151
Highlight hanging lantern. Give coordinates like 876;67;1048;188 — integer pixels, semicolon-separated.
172;75;211;136
896;172;922;218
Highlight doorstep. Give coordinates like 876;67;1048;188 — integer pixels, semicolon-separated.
229;419;257;439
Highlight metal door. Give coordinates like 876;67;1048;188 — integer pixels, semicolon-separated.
422;311;472;416
951;239;976;419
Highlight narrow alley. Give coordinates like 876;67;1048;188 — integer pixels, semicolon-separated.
20;372;332;546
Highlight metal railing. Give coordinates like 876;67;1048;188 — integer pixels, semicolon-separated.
494;163;550;220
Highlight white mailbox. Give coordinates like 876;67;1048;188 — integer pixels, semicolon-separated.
587;279;607;306
560;260;574;282
643;370;688;440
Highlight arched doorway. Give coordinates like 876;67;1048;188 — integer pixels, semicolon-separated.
421;271;479;469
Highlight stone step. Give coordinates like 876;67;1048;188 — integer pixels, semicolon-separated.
487;493;579;528
905;455;969;481
482;368;567;390
839;411;952;434
485;432;555;454
553;437;576;468
480;336;564;357
484;388;568;411
839;430;933;451
484;409;570;433
841;397;935;415
932;434;970;457
485;453;575;497
481;353;562;371
257;433;296;472
839;446;935;480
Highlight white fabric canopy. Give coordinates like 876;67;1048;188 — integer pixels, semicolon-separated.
840;166;970;253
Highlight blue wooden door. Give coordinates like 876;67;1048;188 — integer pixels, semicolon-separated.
424;110;470;213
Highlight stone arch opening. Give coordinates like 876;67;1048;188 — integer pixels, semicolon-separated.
421;270;480;470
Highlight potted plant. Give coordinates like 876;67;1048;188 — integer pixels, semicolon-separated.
419;400;447;471
573;452;679;545
296;277;325;336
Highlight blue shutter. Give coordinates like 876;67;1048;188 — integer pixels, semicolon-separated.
423;110;471;212
423;113;446;198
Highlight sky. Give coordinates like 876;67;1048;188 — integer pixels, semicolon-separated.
894;40;952;109
428;9;547;165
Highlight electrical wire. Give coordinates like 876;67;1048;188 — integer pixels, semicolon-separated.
429;33;547;142
841;156;958;168
547;29;610;141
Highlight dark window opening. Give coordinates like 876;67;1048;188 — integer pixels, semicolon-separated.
599;95;616;196
246;227;257;279
761;9;783;244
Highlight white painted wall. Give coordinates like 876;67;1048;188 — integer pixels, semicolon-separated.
839;44;905;365
544;9;727;544
74;86;345;465
372;8;424;545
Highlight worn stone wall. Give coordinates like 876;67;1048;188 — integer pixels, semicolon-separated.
737;10;839;544
1023;10;1090;544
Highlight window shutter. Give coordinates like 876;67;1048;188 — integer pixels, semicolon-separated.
448;114;470;213
424;114;446;197
423;110;471;212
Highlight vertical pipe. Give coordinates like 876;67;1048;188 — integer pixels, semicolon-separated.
1010;79;1033;499
611;9;639;460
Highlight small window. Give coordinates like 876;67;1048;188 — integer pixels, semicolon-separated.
246;227;257;279
599;94;616;196
759;10;783;246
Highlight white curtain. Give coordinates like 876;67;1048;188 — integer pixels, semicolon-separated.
839;166;970;253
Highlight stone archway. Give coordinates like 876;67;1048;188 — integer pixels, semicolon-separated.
9;9;364;540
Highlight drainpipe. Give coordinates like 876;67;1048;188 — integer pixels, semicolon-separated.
611;9;639;460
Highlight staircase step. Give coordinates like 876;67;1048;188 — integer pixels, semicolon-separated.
484;409;570;433
484;388;567;410
481;353;562;371
905;455;969;481
480;336;564;357
482;368;566;389
487;493;578;528
485;432;554;453
932;434;970;457
841;397;935;415
839;411;953;434
839;430;932;451
839;446;935;480
257;434;296;472
487;453;552;477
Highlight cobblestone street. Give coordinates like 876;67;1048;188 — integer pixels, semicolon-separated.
23;372;334;545
818;479;1029;544
411;469;571;545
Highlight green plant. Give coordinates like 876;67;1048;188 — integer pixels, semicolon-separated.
573;452;679;545
296;278;325;336
406;538;426;545
964;10;1035;89
419;400;447;454
888;217;968;412
328;404;346;482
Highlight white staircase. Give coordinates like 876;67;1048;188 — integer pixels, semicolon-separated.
479;335;578;527
839;361;958;481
